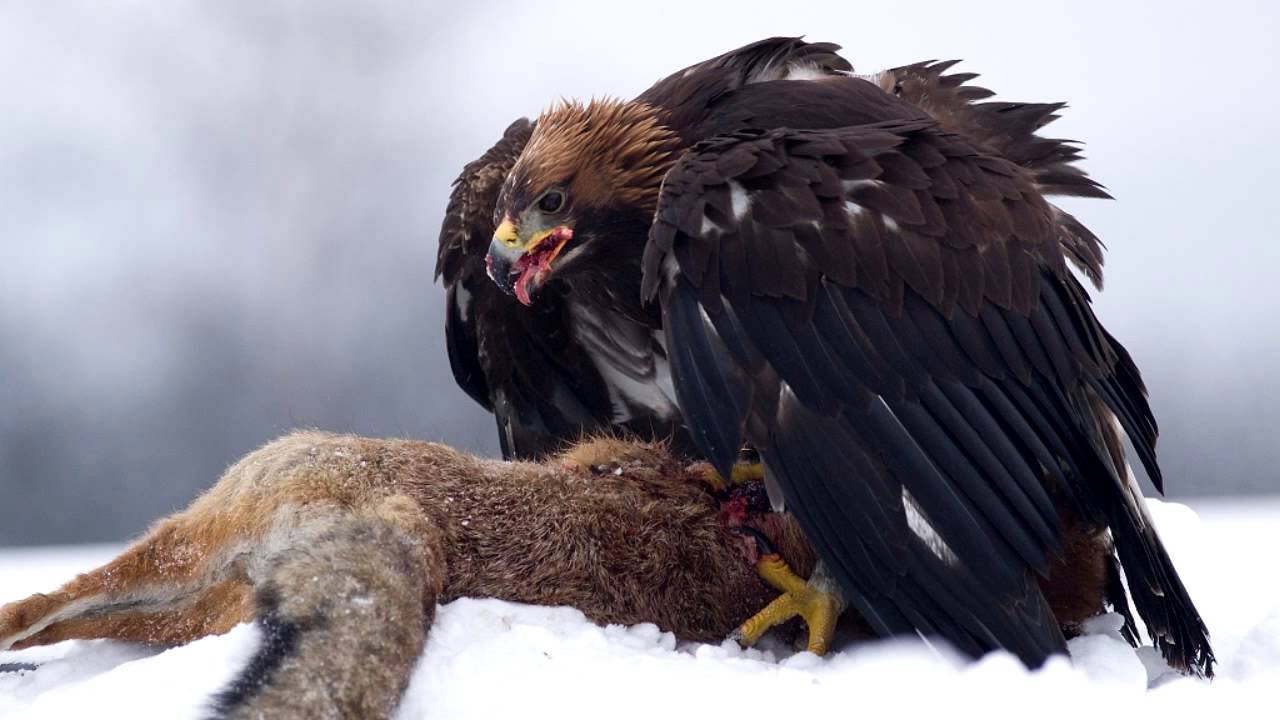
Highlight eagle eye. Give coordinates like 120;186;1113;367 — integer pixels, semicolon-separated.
537;190;566;214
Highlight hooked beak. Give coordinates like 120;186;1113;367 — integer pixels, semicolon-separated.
486;218;574;306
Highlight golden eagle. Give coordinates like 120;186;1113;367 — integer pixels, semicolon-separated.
435;38;1213;675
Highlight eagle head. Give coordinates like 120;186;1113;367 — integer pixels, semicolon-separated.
486;99;681;306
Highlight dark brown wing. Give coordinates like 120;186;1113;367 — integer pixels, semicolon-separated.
436;119;536;290
636;36;853;143
886;60;1109;286
641;121;1213;675
886;60;1109;200
436;118;533;412
436;119;614;459
639;43;1109;287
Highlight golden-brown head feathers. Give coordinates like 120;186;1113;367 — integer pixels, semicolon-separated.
504;99;683;213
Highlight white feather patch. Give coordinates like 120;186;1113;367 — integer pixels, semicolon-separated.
568;301;680;424
903;487;960;567
1109;411;1152;533
700;215;723;236
453;283;473;320
843;179;882;193
662;253;681;286
782;63;829;81
727;180;751;220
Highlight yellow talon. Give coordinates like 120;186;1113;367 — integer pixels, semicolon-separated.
736;554;843;655
694;461;765;493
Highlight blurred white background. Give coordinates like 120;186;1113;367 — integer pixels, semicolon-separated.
0;0;1276;545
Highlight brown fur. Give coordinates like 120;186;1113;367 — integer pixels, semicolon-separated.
0;432;807;718
507;100;682;212
1038;501;1110;634
215;496;435;719
0;432;1112;717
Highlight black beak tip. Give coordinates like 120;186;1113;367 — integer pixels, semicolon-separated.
485;251;517;297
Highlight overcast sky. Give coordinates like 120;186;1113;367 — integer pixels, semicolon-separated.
0;0;1277;545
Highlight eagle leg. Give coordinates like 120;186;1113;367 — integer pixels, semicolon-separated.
734;556;846;655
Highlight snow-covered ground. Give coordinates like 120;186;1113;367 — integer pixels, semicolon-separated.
1;499;1277;719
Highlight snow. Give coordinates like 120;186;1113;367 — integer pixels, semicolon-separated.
2;499;1278;719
